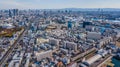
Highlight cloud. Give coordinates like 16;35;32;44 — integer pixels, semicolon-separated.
0;0;36;9
0;0;119;9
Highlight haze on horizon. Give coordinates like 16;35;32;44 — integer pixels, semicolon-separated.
0;0;120;9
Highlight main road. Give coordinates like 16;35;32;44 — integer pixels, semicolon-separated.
0;22;31;67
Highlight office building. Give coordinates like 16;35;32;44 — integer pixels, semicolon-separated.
64;41;77;51
87;32;101;40
36;50;52;61
83;21;92;28
68;21;72;29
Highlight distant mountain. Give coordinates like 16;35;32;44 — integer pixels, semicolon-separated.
43;8;120;11
63;8;120;11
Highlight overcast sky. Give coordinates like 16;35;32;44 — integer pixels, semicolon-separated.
0;0;120;9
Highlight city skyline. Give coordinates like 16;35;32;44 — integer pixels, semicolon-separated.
0;0;120;9
0;1;120;67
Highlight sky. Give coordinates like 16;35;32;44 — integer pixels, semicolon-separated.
0;0;120;9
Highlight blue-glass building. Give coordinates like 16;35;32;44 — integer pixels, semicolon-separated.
68;21;72;29
100;27;105;34
9;9;12;17
83;21;92;28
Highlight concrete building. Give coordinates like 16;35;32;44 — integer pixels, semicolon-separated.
97;37;112;48
49;38;59;46
8;52;24;67
87;32;101;40
36;50;52;61
25;53;31;67
64;41;77;51
36;38;49;44
116;38;120;47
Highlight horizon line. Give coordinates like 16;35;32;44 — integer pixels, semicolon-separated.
1;8;120;10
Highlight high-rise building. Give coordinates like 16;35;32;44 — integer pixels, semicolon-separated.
9;9;12;17
68;21;72;29
8;9;18;17
83;21;92;28
13;9;18;16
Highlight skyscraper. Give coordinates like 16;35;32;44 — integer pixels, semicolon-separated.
13;9;18;16
9;9;12;17
8;9;19;17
